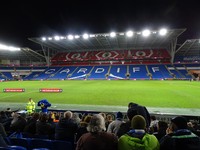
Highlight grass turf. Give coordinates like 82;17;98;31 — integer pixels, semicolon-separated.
0;80;200;109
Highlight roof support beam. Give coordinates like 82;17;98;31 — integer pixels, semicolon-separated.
170;38;178;64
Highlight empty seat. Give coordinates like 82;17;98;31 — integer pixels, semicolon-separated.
30;139;52;150
52;140;73;150
9;138;30;150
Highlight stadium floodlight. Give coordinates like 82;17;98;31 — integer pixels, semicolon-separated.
83;33;89;39
54;36;60;41
89;34;95;37
75;35;80;39
68;35;74;40
0;43;20;51
42;37;46;41
142;29;151;37
110;32;116;37
48;37;52;40
126;30;133;37
60;36;65;40
159;28;167;36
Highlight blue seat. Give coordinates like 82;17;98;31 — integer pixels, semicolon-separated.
9;138;30;150
0;147;11;150
30;139;52;150
0;146;27;150
32;148;49;150
52;140;73;150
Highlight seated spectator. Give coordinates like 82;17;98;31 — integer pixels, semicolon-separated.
153;121;168;141
0;111;9;123
76;114;118;150
107;112;124;135
10;113;27;133
160;116;200;150
117;108;138;138
72;112;81;125
118;115;159;150
76;115;92;142
53;114;60;123
149;115;159;133
23;112;40;136
128;102;151;127
105;114;114;130
36;113;54;139
55;111;78;142
0;123;7;137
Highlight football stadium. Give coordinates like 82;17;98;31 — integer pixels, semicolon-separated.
1;28;200;149
0;28;200;117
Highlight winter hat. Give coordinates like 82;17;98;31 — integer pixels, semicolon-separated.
171;116;187;129
116;112;123;119
131;115;146;129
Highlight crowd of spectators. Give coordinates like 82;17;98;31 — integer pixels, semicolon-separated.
0;103;200;150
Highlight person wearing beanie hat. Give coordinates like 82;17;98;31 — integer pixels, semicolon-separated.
107;112;124;135
116;111;123;119
118;115;160;150
160;116;200;150
116;108;138;138
171;116;188;129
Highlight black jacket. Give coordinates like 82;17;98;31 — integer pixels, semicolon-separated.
160;129;200;150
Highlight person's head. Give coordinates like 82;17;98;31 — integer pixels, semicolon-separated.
32;112;40;120
128;102;134;108
170;116;188;131
116;112;123;119
127;108;138;121
157;121;168;131
150;115;156;121
29;98;32;102
80;115;92;127
64;111;73;119
131;115;146;130
39;113;49;122
87;114;106;133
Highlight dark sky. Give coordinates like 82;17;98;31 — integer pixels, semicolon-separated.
0;0;199;49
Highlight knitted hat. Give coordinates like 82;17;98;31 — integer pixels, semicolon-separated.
171;116;187;129
131;115;146;129
116;112;123;119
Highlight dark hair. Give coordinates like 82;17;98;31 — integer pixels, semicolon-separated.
127;108;138;120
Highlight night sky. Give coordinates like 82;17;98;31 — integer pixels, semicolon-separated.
0;0;199;49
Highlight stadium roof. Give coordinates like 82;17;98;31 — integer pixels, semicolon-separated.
0;47;46;62
176;39;200;56
29;28;186;52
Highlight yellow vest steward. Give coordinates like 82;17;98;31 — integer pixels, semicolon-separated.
26;101;35;111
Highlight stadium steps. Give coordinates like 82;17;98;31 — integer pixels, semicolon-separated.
107;65;112;74
183;65;193;78
67;66;79;78
164;65;174;78
145;65;151;79
48;67;64;79
173;65;186;78
86;66;95;79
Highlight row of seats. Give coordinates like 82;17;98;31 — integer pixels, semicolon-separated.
4;137;73;150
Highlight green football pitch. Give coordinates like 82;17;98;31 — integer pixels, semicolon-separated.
0;80;200;111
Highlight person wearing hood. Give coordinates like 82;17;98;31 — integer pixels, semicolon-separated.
118;115;159;150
